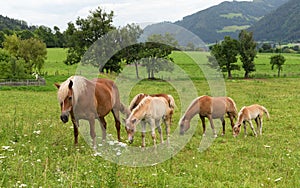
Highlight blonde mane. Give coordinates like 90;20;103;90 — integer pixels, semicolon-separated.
57;76;88;102
129;93;146;111
131;96;151;117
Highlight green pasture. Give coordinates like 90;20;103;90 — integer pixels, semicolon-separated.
0;49;300;187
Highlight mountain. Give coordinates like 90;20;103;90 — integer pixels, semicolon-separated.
144;0;289;44
0;15;33;31
249;0;300;42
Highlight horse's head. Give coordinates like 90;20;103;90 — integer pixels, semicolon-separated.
55;80;74;123
125;117;139;144
233;123;241;137
179;116;190;135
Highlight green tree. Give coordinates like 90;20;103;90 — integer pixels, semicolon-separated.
239;30;257;78
81;24;142;74
64;6;114;65
3;34;47;74
270;54;286;77
0;49;27;79
209;36;240;78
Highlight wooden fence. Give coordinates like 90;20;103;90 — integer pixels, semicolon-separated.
0;79;46;86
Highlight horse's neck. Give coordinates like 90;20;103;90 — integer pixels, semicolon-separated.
132;106;147;120
183;101;200;121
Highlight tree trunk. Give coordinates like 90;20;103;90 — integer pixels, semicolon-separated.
228;70;232;79
244;71;249;79
134;62;139;79
278;69;281;77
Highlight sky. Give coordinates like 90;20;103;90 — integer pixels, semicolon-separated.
0;0;251;31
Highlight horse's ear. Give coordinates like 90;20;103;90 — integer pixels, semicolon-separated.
54;83;60;89
68;80;73;89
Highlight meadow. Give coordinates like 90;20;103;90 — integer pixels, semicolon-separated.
0;48;300;187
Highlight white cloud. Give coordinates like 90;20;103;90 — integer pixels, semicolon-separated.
0;0;251;31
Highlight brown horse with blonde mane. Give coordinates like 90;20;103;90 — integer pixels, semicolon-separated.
233;104;270;137
55;75;129;147
179;95;238;137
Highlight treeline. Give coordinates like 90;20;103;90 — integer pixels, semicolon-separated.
0;7;178;80
0;15;65;48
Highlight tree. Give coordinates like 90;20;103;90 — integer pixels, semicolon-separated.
209;36;240;78
81;24;143;74
3;34;47;74
239;30;257;78
270;54;286;77
64;6;115;65
0;49;27;79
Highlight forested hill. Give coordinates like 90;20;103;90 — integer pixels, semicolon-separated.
174;0;289;43
144;0;289;44
249;0;300;42
0;15;33;31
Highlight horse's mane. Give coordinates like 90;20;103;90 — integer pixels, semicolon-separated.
57;76;88;102
131;96;151;117
226;97;238;117
129;93;146;111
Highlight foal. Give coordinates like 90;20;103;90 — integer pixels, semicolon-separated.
233;104;270;137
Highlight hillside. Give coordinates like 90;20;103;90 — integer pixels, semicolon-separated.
0;15;33;31
250;0;300;42
144;0;289;44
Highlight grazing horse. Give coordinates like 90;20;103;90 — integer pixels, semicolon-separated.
125;96;173;147
55;75;129;147
179;95;238;137
233;104;270;137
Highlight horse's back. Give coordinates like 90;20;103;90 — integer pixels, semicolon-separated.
150;97;169;119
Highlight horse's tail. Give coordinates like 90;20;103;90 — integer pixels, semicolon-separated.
259;105;270;119
120;103;131;118
167;95;176;109
129;93;146;111
227;97;238;119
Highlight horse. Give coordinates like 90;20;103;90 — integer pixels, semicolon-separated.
179;95;238;137
55;75;129;147
233;104;270;137
125;96;173;148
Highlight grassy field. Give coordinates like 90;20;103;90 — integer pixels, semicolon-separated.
0;49;300;187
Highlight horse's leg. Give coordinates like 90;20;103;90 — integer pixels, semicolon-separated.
229;113;235;129
254;117;260;135
156;119;163;144
259;117;263;135
164;115;171;146
248;120;257;137
99;117;107;142
208;115;217;138
141;121;146;147
243;121;247;137
89;118;96;149
150;119;157;148
200;115;206;136
221;117;225;136
111;109;121;142
70;112;79;146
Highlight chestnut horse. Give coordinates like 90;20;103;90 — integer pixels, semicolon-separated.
179;95;238;137
233;104;270;137
55;75;129;147
125;96;173;147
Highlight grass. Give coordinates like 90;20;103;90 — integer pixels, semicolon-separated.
0;49;300;187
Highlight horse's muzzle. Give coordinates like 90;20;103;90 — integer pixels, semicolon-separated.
60;114;69;123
